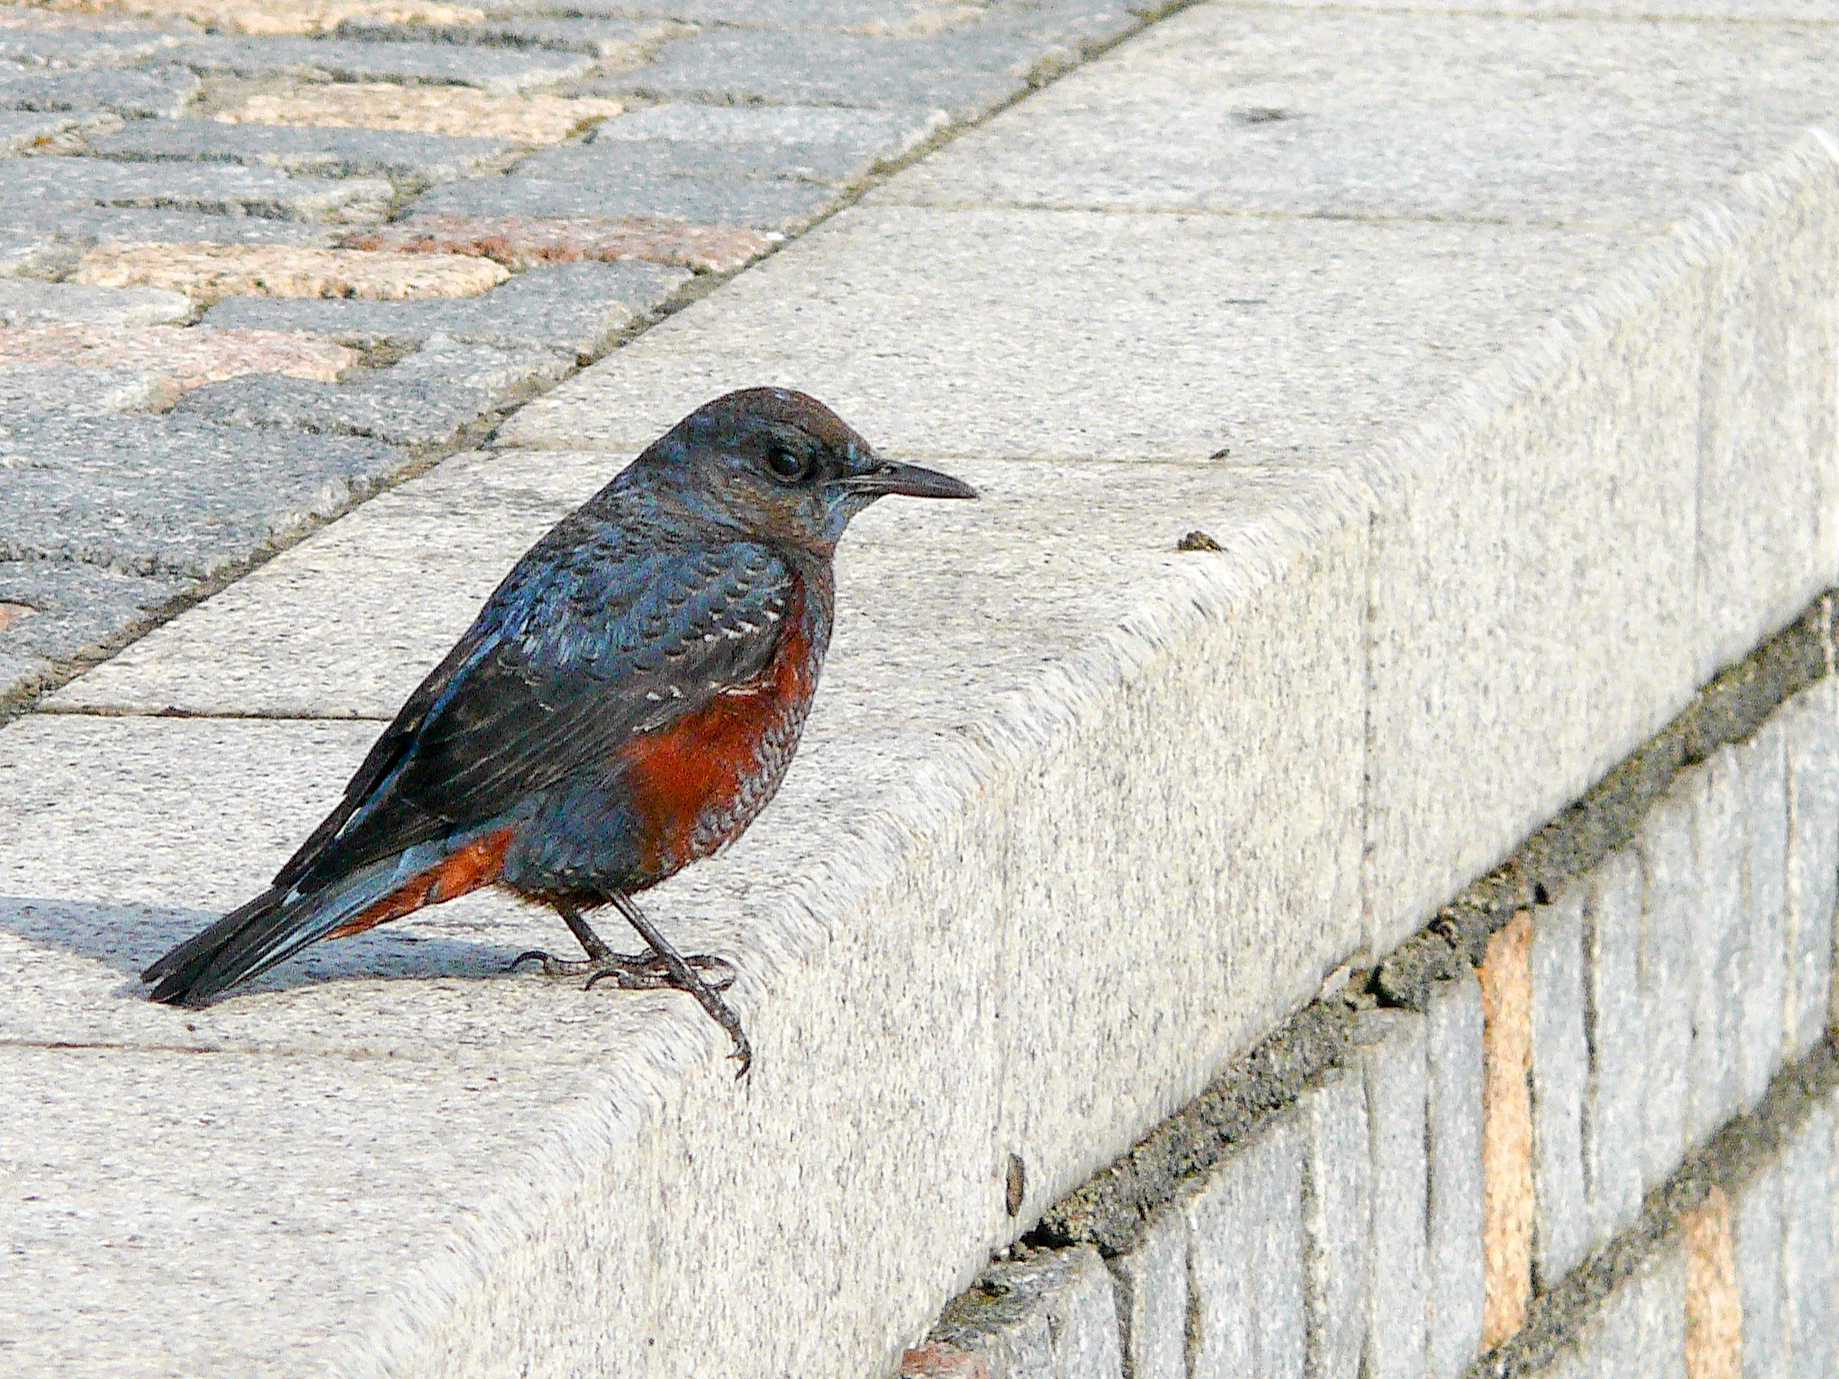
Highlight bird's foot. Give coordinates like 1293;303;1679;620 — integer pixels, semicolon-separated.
508;947;737;993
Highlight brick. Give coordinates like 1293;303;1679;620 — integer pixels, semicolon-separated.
1780;1103;1838;1378
1682;1187;1740;1379
1784;681;1839;1053
1736;721;1790;1108
1107;1208;1184;1379
172;337;568;447
345;214;772;273
1298;1065;1370;1379
216;84;622;143
171;36;592;94
32;1;484;35
1689;752;1747;1143
1480;912;1535;1349
1183;1111;1306;1379
1637;790;1695;1189
0;413;400;578
0;65;200;118
0;324;354;391
0;279;189;327
92;119;511;184
0;156;385;222
1529;891;1590;1290
1425;971;1485;1379
1731;1162;1786;1379
73;244;508;305
1354;1009;1428;1379
931;1247;1122;1379
1580;1247;1687;1379
409;171;835;233
1584;848;1647;1247
201;260;688;358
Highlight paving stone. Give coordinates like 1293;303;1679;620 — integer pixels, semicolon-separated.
1425;971;1485;1378
1480;913;1535;1350
339;14;665;58
33;0;485;34
0;412;401;577
610;25;1041;116
497;0;972;27
0;156;388;221
518;139;877;188
1299;1065;1369;1379
1780;1104;1838;1378
93;118;512;184
1732;1158;1786;1379
0;278;189;327
877;5;1839;231
347;213;772;272
171;36;593;93
1529;891;1590;1290
1108;1208;1184;1379
1689;751;1748;1143
0;558;186;703
1784;682;1839;1052
1183;1112;1306;1379
0;109;81;152
21;205;343;249
1680;1187;1741;1379
173;337;568;447
0;323;355;391
0;64;200;117
202;260;688;357
1583;848;1646;1248
932;1247;1123;1379
592;100;943;154
74;244;507;304
0;20;178;69
1635;789;1694;1190
1354;1009;1427;1379
0;363;177;414
410;170;835;232
1736;721;1789;1108
216;82;622;142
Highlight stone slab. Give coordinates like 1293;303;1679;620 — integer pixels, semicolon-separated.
1584;849;1646;1246
1780;1104;1838;1377
873;4;1839;231
9;434;1370;1375
202;260;689;358
1783;681;1839;1051
1736;722;1790;1108
0;412;401;578
1299;1065;1370;1379
1529;891;1589;1288
1353;1010;1428;1379
932;1248;1123;1378
1636;789;1695;1188
497;204;1636;463
1732;1159;1786;1379
1690;751;1748;1141
1425;971;1485;1379
1109;1209;1185;1379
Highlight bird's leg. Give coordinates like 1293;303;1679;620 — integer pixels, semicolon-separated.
597;892;752;1078
508;902;735;992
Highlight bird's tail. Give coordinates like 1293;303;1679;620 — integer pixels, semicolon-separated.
141;860;401;1007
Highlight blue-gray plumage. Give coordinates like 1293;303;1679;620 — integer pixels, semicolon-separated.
142;388;977;1075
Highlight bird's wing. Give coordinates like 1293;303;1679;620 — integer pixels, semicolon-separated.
275;532;797;893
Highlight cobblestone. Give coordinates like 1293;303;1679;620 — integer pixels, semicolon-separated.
171;36;594;93
93;119;514;184
0;19;178;69
74;244;508;304
346;214;773;272
0;323;354;390
33;0;485;35
0;279;189;327
0;558;184;703
215;83;623;143
409;171;835;232
0;110;82;151
201;260;687;357
20;206;343;251
0;64;199;117
0;363;177;414
0;157;388;221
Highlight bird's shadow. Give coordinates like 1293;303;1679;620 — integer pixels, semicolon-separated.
0;893;544;1003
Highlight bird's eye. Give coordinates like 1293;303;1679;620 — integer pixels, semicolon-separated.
766;446;810;483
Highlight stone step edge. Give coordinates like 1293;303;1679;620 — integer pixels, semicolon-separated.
1031;588;1836;1259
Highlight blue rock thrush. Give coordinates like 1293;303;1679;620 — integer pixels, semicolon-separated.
142;388;977;1075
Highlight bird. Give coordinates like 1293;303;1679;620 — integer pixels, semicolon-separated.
141;387;977;1076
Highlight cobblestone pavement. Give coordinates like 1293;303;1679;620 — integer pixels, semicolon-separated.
0;0;1142;710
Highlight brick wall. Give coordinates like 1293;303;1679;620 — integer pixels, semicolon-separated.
893;617;1839;1379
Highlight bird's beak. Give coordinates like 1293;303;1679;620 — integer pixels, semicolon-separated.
839;460;979;500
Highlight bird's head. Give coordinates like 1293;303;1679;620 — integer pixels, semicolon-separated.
645;387;977;552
